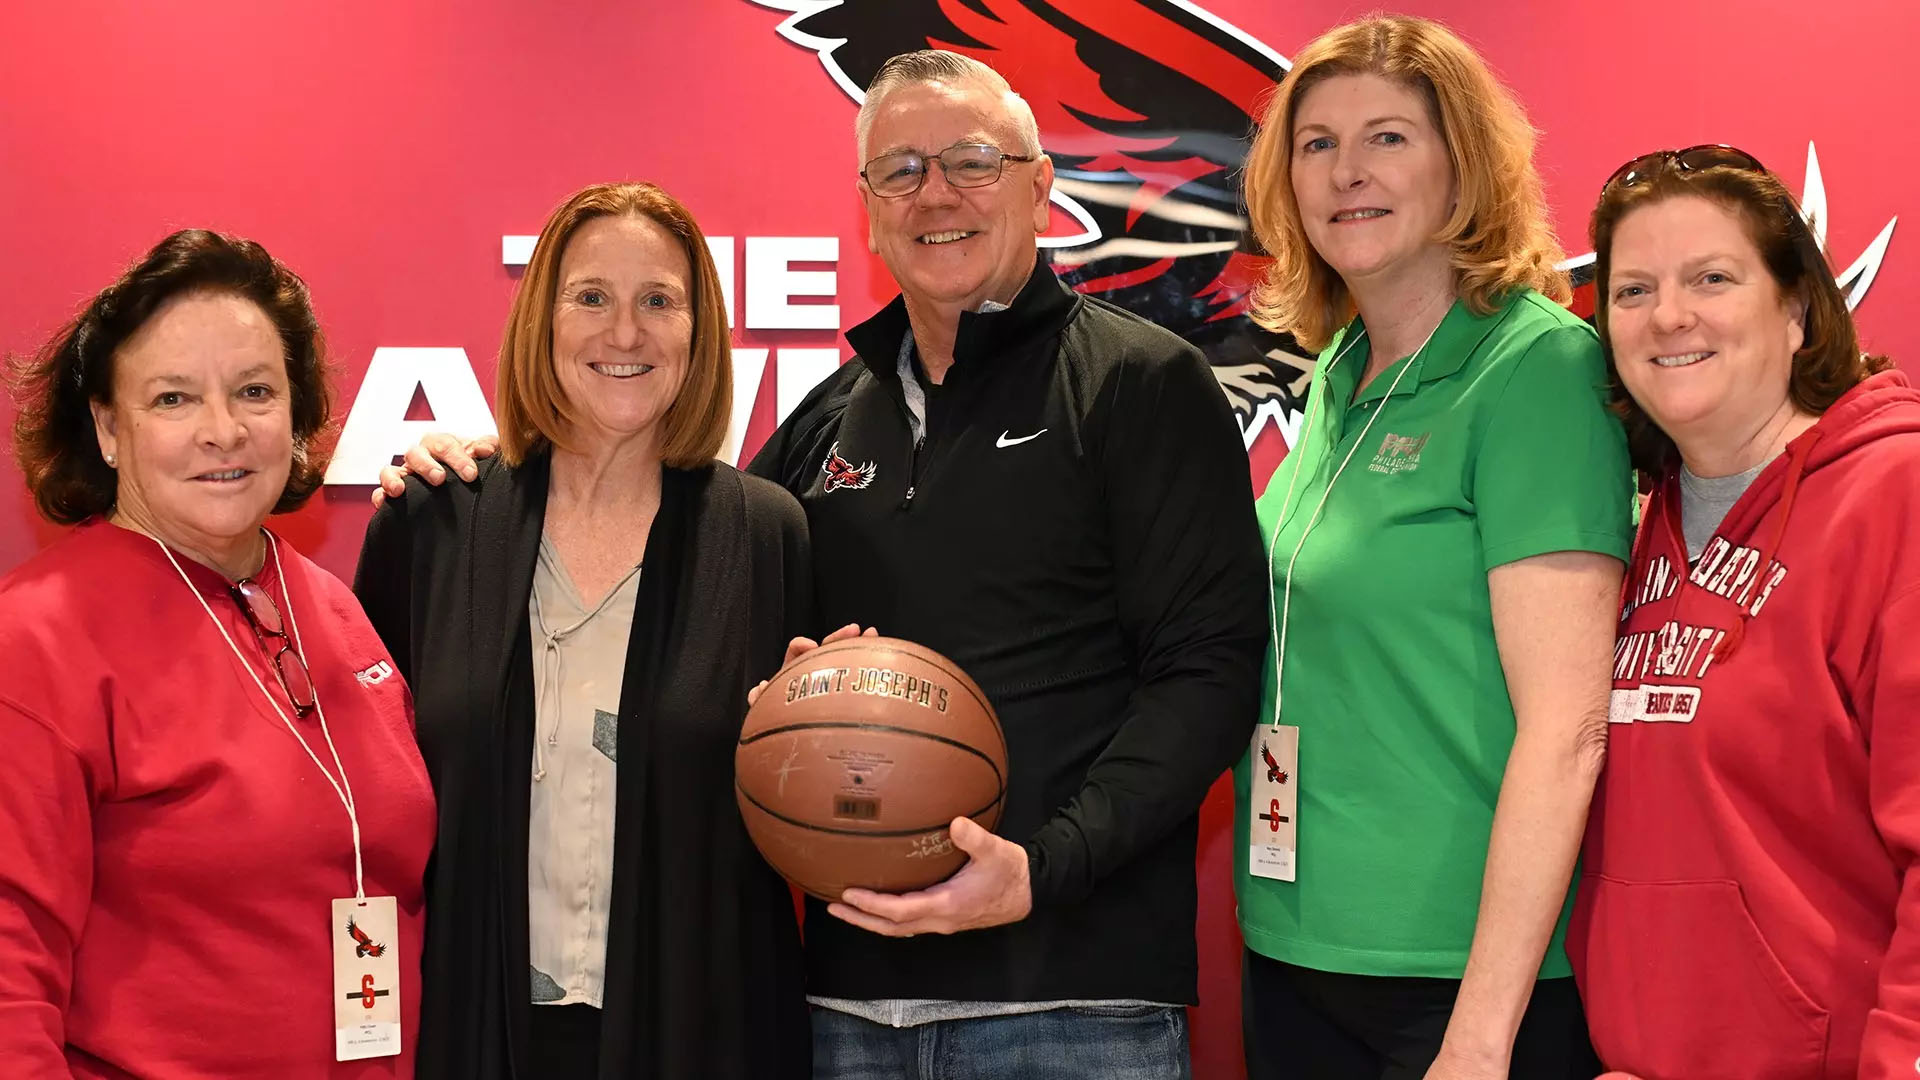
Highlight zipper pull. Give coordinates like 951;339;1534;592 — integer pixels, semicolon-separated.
898;437;923;510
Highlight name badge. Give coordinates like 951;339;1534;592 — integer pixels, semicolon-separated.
331;896;403;1061
1248;725;1299;882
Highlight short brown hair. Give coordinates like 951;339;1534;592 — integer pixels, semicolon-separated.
8;229;335;525
1590;161;1891;473
496;182;732;468
1244;15;1569;352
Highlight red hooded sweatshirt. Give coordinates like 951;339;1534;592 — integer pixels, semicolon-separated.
1570;370;1920;1079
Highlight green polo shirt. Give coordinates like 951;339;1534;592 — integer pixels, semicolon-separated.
1234;288;1632;979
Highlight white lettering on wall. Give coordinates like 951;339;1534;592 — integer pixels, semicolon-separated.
774;348;841;420
725;348;770;467
502;234;836;332
744;236;839;330
325;345;845;483
323;348;499;486
319;236;846;483
720;348;845;466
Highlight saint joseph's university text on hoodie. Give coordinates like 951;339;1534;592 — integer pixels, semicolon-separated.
1570;369;1920;1080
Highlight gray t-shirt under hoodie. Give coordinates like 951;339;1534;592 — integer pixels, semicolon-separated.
1679;459;1770;563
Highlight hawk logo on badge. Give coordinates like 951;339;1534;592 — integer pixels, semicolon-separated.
1260;740;1289;785
820;441;878;492
345;916;387;959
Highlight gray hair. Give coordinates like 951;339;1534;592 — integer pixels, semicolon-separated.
855;50;1043;163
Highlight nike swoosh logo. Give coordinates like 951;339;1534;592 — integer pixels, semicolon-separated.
996;429;1047;448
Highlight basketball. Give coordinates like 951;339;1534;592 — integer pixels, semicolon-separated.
736;636;1008;901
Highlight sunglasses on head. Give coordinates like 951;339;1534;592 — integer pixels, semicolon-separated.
1602;144;1768;194
1600;143;1824;263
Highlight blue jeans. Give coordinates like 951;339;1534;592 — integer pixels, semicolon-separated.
811;1004;1191;1080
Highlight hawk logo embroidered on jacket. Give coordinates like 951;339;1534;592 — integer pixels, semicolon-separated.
820;441;878;492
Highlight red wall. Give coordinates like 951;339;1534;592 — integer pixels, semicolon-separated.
2;3;1913;1075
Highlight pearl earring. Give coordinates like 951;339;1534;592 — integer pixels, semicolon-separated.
104;454;116;467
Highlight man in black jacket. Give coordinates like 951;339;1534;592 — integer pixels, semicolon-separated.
374;48;1266;1080
748;50;1267;1078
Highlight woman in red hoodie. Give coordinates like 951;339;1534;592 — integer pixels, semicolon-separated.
1569;146;1920;1078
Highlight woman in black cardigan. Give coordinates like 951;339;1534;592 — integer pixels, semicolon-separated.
353;182;810;1079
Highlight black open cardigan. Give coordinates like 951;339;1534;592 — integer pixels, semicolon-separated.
353;454;811;1079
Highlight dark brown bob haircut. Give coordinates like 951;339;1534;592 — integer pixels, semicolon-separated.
8;228;335;524
1591;160;1891;473
495;182;732;468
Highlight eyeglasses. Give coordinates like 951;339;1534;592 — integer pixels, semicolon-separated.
861;143;1037;199
231;578;316;717
1602;144;1768;194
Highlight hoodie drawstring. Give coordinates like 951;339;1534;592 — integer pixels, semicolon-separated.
1659;431;1822;665
1711;430;1819;661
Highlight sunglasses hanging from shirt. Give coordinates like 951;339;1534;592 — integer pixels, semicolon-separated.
154;532;403;1062
230;577;316;716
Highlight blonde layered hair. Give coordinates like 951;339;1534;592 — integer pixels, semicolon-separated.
496;182;731;467
1245;15;1568;352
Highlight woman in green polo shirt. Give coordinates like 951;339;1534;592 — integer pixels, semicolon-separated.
1233;15;1632;1079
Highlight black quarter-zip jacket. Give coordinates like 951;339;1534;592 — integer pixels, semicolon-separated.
747;259;1267;1004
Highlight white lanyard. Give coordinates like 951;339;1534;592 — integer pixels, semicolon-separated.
156;531;368;900
1264;316;1443;730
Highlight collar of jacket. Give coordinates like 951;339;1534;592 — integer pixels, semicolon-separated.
845;254;1080;380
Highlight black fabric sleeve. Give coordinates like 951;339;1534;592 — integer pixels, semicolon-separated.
739;474;816;681
352;488;416;684
1023;340;1269;907
780;495;815;651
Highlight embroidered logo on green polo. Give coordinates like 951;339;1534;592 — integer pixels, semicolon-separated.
1368;432;1430;474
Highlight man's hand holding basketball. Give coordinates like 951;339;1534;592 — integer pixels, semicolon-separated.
827;816;1032;936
